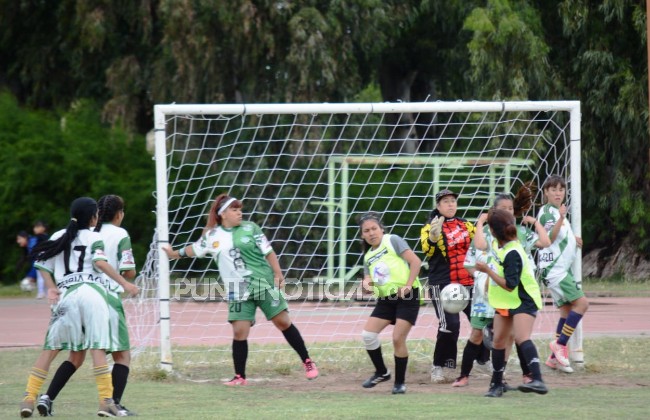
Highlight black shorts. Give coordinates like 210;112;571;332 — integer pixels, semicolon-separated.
370;287;421;326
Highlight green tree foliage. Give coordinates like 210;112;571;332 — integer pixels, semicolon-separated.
0;92;155;284
550;0;650;252
0;0;648;258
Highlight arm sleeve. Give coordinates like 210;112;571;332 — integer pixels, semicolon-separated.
420;224;437;258
91;239;108;263
117;236;136;271
390;235;411;254
253;223;274;256
464;241;477;268
503;250;523;290
538;207;556;232
191;232;213;258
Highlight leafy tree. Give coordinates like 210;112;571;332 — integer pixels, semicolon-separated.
0;92;155;284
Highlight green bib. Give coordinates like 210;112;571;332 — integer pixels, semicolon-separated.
364;234;420;297
488;241;542;310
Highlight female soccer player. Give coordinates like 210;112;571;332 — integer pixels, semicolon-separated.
20;197;138;418
36;195;138;416
475;209;548;397
358;212;422;395
537;175;588;371
454;188;552;388
420;189;476;383
162;194;318;385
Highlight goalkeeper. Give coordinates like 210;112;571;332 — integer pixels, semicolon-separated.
162;194;319;385
419;189;477;384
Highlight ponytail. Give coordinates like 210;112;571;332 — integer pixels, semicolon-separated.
31;197;97;267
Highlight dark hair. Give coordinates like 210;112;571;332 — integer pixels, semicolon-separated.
487;208;518;242
31;197;98;274
512;181;536;217
358;212;384;253
429;208;441;220
34;220;48;230
493;193;513;209
95;195;125;232
206;193;243;229
542;175;566;191
17;230;29;239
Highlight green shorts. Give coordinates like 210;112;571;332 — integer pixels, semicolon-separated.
470;315;493;330
546;273;585;307
228;288;288;323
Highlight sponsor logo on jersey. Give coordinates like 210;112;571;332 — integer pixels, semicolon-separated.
212;241;220;249
242;224;253;232
240;237;251;244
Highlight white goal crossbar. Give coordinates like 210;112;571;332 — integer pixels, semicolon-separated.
146;100;581;371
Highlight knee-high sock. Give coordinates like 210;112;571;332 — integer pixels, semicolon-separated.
394;355;408;385
489;348;505;386
232;339;248;378
112;363;129;404
515;343;530;376
24;367;48;401
460;341;482;377
46;361;77;400
367;347;387;374
282;324;310;362
94;365;113;402
519;339;543;381
558;311;583;346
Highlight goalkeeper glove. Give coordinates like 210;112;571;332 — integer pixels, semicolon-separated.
429;216;444;241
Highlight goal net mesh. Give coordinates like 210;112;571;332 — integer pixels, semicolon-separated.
127;102;577;378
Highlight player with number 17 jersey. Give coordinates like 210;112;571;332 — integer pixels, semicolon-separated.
191;221;274;301
34;229;111;350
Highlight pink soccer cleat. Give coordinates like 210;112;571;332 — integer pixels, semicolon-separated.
303;359;319;380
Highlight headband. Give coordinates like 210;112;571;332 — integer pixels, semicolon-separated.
217;198;237;216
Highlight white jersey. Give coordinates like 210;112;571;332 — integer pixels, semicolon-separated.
191;222;274;301
537;204;577;283
35;228;112;351
34;228;109;292
464;225;497;318
95;223;136;294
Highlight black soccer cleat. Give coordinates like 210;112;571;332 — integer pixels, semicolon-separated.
391;383;407;394
362;371;391;388
519;379;548;395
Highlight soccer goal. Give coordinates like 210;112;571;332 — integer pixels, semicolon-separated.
128;101;582;376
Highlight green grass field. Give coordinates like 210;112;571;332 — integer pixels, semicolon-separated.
2;280;649;419
2;336;649;419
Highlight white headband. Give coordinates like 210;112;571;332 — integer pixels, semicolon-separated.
217;198;237;216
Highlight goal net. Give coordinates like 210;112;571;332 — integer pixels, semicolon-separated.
128;101;581;377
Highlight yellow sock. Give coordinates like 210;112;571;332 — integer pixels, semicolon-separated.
25;367;48;401
94;365;113;401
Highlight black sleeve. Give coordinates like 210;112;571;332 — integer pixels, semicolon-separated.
503;251;523;290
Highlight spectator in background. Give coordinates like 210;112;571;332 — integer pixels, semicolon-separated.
33;220;50;299
16;231;37;293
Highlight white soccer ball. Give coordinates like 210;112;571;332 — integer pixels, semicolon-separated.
440;283;470;314
20;278;35;292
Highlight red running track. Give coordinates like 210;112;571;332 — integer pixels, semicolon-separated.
1;297;648;349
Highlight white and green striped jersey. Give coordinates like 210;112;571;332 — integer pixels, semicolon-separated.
516;224;539;270
192;221;274;301
95;223;136;294
536;204;577;281
464;225;497;318
34;228;108;291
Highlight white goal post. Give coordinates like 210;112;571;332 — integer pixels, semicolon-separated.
130;100;582;374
